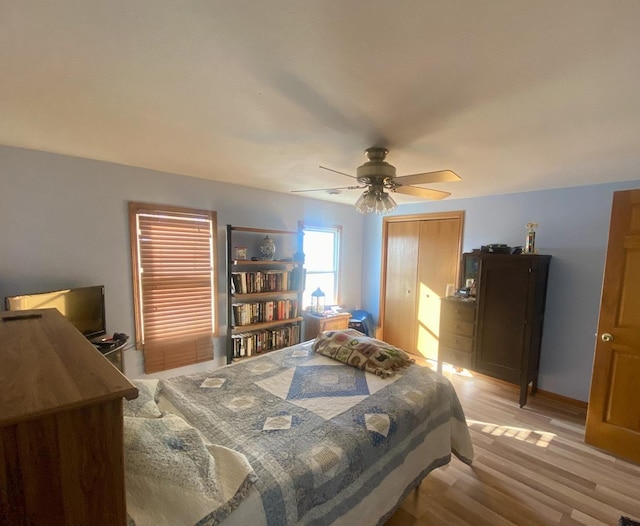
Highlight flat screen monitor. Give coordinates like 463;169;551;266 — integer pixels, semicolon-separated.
5;285;106;339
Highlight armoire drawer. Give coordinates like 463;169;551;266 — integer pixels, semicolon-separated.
439;345;473;369
440;318;475;338
439;332;474;353
440;300;476;323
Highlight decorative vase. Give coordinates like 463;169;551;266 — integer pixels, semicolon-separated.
259;235;276;260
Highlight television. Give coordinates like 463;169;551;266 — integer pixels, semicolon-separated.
5;285;106;339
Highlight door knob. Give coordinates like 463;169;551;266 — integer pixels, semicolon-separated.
601;333;614;342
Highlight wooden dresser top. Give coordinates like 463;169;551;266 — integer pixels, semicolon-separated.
0;308;137;427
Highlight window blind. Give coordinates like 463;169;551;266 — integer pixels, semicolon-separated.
130;203;217;373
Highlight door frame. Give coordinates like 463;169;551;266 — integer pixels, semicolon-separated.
379;211;465;341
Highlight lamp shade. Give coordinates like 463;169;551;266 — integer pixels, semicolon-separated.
355;186;397;215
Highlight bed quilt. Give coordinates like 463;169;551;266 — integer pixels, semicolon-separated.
160;341;473;526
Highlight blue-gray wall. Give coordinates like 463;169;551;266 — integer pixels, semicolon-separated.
362;181;640;401
2;145;639;399
0;145;364;378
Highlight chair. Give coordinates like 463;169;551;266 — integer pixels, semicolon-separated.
348;310;374;337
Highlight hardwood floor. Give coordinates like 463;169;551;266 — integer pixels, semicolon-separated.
385;364;640;526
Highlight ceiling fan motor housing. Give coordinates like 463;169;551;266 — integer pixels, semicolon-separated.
357;147;396;185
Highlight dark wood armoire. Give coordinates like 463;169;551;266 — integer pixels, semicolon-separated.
439;252;551;407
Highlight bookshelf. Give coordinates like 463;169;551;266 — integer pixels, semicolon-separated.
226;225;305;363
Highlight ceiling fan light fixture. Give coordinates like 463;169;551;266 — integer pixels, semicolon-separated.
355;186;397;215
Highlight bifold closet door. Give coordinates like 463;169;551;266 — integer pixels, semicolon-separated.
416;218;462;361
382;216;461;359
382;221;420;354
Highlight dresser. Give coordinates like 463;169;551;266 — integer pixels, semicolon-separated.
438;252;551;407
0;308;138;526
303;311;351;340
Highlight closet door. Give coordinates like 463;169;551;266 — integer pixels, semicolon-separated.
416;218;462;361
382;221;420;353
381;212;463;359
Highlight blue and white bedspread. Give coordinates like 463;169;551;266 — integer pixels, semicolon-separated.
160;341;474;526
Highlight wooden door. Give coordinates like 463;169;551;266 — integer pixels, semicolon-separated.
416;218;462;361
382;221;420;353
381;212;463;359
585;189;640;464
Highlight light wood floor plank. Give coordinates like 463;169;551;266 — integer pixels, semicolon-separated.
385;365;640;526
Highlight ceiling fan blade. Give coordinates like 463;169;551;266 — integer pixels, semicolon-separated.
393;185;451;200
319;166;358;179
394;170;461;186
291;185;364;193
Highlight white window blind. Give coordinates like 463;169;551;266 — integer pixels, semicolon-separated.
129;203;218;373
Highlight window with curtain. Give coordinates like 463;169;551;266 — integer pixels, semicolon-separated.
129;202;218;373
301;224;341;308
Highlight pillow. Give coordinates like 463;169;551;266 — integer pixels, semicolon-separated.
123;379;162;418
124;414;256;526
312;329;415;378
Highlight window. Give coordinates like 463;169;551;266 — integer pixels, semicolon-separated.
301;224;341;308
129;202;218;373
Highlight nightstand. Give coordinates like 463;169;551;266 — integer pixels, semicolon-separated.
303;311;351;340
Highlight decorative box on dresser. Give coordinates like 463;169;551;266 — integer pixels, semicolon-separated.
438;252;551;407
0;308;138;526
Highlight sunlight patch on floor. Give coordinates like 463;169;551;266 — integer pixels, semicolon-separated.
467;418;556;448
441;362;474;377
421;359;474;378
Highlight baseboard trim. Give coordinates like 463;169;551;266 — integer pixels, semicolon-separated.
430;361;589;412
532;388;588;411
459;369;588;412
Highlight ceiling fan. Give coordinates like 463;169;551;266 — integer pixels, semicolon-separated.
292;147;461;214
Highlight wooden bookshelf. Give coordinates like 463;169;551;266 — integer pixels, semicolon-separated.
226;225;305;363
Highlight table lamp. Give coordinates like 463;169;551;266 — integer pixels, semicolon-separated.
311;287;325;314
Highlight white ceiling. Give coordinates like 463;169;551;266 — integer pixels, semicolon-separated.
2;1;639;206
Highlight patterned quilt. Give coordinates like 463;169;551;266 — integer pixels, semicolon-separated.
160;341;473;526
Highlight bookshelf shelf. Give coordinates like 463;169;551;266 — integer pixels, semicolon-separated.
231;259;298;266
226;225;305;363
231;317;304;332
231;290;300;300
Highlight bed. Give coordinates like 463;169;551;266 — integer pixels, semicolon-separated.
123;331;474;526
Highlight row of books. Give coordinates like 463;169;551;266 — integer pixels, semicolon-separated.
231;299;299;326
230;267;306;294
231;324;301;358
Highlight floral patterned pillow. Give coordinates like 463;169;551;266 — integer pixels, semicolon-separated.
312;329;415;378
